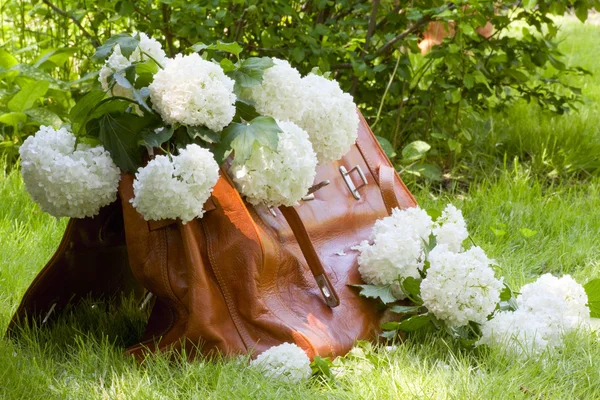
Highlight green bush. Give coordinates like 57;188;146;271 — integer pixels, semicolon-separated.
0;0;597;177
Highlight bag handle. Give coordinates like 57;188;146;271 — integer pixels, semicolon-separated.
279;205;341;308
378;165;401;214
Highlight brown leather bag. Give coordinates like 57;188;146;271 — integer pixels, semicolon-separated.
8;113;417;360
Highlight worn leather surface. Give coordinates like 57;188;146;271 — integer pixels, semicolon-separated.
9;111;417;360
122;112;417;360
7;200;144;334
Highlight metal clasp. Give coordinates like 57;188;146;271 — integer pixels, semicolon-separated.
339;165;368;199
301;180;330;201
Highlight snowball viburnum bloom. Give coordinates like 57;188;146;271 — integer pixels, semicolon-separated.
131;144;219;223
432;203;469;252
420;244;503;327
149;53;236;131
295;73;359;163
230;120;317;207
356;206;433;295
478;274;590;356
242;58;304;123
250;343;312;384
19;126;120;218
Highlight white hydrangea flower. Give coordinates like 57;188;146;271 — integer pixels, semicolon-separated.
518;274;589;330
356;206;433;294
243;58;304;122
131;144;219;223
296;73;359;163
250;343;312;384
432;203;469;252
420;244;503;327
19;126;120;218
477;309;563;356
242;60;358;163
477;274;589;357
99;33;167;96
230;120;317;206
149;53;236;131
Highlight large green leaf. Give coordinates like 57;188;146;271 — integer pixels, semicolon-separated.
92;33;139;62
585;278;600;318
228;57;274;89
233;99;260;122
221;116;281;162
0;112;27;127
69;90;106;133
86;113;156;172
192;41;243;58
350;284;396;304
376;135;397;158
0;49;18;69
24;108;62;128
402;140;431;161
112;72;152;113
187;126;220;144
139;125;174;148
382;314;432;332
34;48;78;70
8;80;50;112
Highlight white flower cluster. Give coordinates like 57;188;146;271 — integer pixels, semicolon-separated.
243;58;359;163
230;120;317;206
19;126;120;218
250;343;312;384
432;204;469;252
99;32;167;97
244;59;302;122
356;207;433;294
149;53;236;131
420;244;504;327
131;144;219;223
478;274;589;356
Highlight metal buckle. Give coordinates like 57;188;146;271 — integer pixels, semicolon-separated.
301;180;330;201
339;165;368;199
315;274;340;307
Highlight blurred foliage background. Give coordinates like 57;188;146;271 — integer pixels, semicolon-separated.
1;0;599;188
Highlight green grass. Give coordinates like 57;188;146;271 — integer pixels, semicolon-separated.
460;19;600;181
2;163;600;399
2;18;600;400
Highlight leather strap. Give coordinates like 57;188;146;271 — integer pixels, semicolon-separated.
280;205;341;308
378;165;400;215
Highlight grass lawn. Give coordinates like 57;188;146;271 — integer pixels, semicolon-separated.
2;20;600;400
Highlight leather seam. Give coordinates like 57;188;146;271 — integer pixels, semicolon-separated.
251;208;336;356
202;219;252;351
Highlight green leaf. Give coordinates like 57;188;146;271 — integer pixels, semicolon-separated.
376;136;397;158
499;283;514;302
350;284;396;304
575;0;589;23
187;125;220;144
220;58;236;73
193;41;243;58
388;305;421;314
399;277;422;304
310;356;335;381
33;47;78;69
135;59;158;75
86;113;156;172
402;140;431;161
92;33;139;62
112;72;152;113
382;315;432;332
0;112;27;127
519;228;538;237
490;227;506;237
228;57;274;89
405;163;442;181
24;108;62;128
522;0;537;9
584;278;600;318
234;99;260;122
0;49;18;69
69;90;106;133
139;125;174;148
222;116;281;162
8;80;50;112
